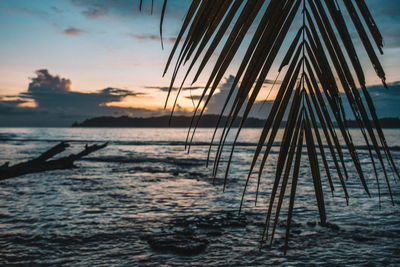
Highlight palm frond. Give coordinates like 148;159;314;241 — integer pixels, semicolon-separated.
145;0;399;252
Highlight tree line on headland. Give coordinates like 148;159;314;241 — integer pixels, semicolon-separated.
72;115;400;128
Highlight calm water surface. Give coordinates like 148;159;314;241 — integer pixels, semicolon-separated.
0;128;399;266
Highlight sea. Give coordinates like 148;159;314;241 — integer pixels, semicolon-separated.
0;127;399;266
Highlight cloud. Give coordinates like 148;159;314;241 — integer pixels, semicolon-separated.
185;75;273;119
0;69;166;126
263;79;282;85
185;95;202;101
2;70;398;126
82;8;106;19
0;98;27;106
145;85;203;92
51;6;64;14
131;34;183;44
341;81;400;118
70;0;189;20
28;69;71;93
0;5;49;18
20;86;139;112
182;76;399;120
358;0;400;49
185;75;399;122
69;0;400;50
63;27;85;36
0;103;39;116
22;69;141;111
369;1;400;18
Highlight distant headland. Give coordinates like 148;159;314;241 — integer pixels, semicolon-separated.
72;115;400;128
72;115;266;128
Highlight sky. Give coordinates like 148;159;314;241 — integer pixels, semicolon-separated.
0;0;399;126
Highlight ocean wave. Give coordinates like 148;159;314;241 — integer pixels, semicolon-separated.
0;133;18;139
1;137;400;152
0;230;140;247
84;155;206;167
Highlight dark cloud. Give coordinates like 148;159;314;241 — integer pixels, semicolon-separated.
203;75;237;115
0;96;42;117
380;29;400;49
145;85;203;92
166;72;400;121
252;82;400;120
63;27;85;36
357;0;400;49
371;1;400;18
190;75;272;119
28;69;71;93
51;6;63;14
2;71;397;126
100;87;139;96
380;7;400;17
0;69;165;126
0;98;27;106
0;5;49;18
82;8;107;19
71;0;188;20
341;81;400;118
188;76;400;120
22;70;140;111
263;79;282;85
0;102;40;116
184;95;202;101
131;34;183;44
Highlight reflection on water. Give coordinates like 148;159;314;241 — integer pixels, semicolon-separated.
0;128;399;265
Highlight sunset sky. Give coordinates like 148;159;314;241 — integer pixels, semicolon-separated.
1;0;400;126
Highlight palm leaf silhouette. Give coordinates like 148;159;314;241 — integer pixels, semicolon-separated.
145;0;399;253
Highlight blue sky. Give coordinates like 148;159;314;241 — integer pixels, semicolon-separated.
0;0;399;126
0;0;189;96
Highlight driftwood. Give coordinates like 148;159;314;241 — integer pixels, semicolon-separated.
0;142;108;181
